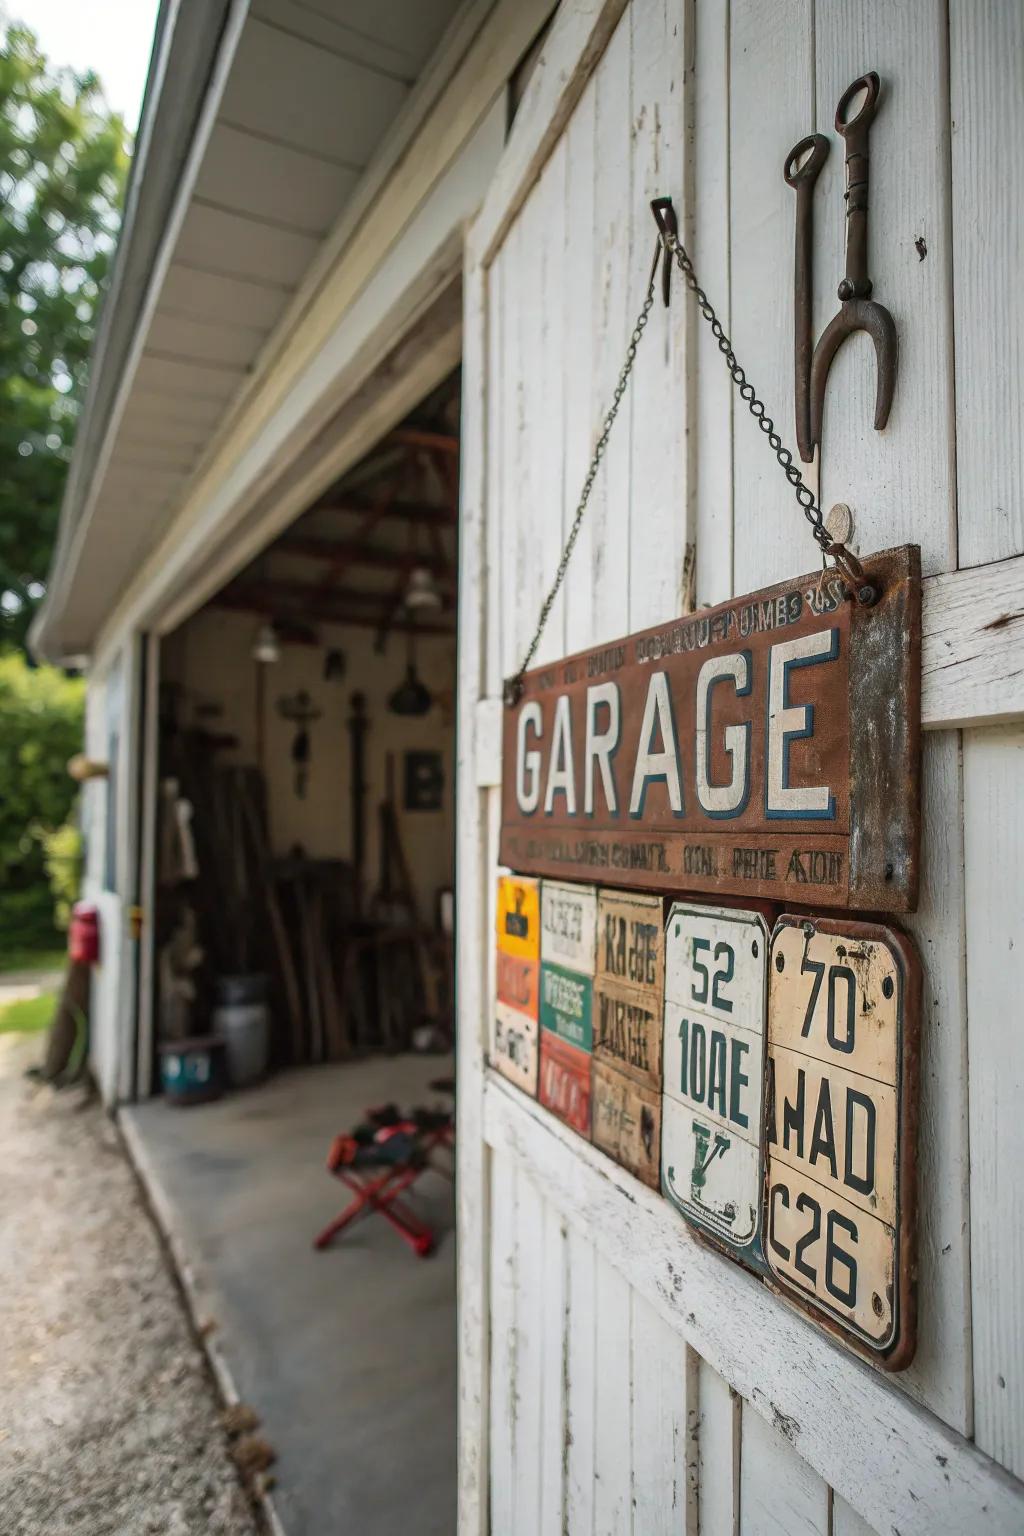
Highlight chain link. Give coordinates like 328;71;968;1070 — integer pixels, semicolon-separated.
503;274;658;704
504;214;870;706
658;227;832;552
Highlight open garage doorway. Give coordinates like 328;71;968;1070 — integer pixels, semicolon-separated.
123;369;461;1536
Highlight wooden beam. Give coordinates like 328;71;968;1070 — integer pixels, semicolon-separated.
389;426;460;454
315;498;456;526
225;579;391;609
279;535;452;577
922;553;1024;728
213;586;454;637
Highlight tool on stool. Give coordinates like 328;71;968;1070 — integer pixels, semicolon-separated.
314;1101;454;1258
808;71;898;457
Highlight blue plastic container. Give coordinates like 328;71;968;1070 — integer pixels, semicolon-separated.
159;1035;227;1106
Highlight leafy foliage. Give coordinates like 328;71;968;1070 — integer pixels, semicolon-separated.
0;648;84;949
0;20;129;647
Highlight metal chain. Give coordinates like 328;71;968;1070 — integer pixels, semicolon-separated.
658;225;833;553
502;272;659;705
504;207;871;706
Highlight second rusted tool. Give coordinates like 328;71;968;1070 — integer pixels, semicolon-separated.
809;71;898;455
785;133;830;463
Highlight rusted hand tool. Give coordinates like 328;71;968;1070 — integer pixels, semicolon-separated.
785;133;830;463
808;71;898;457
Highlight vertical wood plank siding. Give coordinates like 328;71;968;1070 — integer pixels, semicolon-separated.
461;0;1024;1528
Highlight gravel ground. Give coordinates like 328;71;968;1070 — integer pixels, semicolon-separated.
0;1031;262;1536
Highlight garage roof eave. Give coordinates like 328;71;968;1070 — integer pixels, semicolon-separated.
30;0;236;666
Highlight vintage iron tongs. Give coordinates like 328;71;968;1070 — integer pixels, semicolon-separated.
788;72;899;463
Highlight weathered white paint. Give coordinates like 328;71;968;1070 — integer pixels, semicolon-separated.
484;1076;1024;1535
964;724;1024;1478
740;1399;829;1536
921;555;1024;729
696;1361;739;1536
456;0;1024;1529
455;246;491;1536
80;650;128;1107
134;634;161;1100
949;0;1024;569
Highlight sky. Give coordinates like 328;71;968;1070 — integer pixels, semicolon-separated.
7;0;161;131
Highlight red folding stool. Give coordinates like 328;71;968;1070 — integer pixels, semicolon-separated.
313;1098;454;1259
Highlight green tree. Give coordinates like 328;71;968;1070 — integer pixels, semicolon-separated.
0;19;129;648
0;647;84;950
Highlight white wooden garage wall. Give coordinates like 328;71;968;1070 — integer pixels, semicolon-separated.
455;2;1024;1533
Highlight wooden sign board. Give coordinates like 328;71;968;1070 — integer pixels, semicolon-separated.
493;875;540;1094
594;890;665;1090
494;1000;538;1094
594;975;663;1089
538;881;596;1136
591;1061;661;1187
538;955;593;1136
765;915;920;1368
662;903;770;1268
596;890;665;1000
497;873;540;960
591;889;665;1183
539;1018;592;1135
500;546;920;912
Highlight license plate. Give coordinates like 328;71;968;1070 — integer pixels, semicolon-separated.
661;904;769;1267
764;916;920;1367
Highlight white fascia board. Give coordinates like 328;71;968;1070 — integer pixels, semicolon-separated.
31;0;247;663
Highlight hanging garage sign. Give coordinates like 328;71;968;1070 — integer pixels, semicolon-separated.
764;915;920;1368
499;547;920;912
661;903;770;1265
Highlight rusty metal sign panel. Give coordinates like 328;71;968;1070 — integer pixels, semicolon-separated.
591;889;665;1184
538;964;593;1135
541;879;597;972
492;874;540;1094
596;889;666;1000
662;903;770;1267
538;881;597;1136
594;889;665;1090
765;915;920;1368
499;547;920;911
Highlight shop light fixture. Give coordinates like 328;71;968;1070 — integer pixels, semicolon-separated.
253;622;280;664
404;566;442;611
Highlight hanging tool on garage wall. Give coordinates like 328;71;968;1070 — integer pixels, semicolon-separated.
785;71;898;463
276;689;322;799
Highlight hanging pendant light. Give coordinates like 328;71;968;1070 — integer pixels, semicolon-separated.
404;565;442;611
253;621;280;664
388;624;432;716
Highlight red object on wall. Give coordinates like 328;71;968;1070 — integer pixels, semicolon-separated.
68;903;100;966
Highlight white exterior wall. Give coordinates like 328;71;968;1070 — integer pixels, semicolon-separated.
456;1;1024;1531
81;642;139;1107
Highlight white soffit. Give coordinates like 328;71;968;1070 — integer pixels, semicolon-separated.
43;0;472;658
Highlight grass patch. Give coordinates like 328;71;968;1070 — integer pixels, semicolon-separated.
0;947;66;976
0;990;57;1035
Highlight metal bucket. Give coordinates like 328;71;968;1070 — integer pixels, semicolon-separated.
213;975;270;1087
